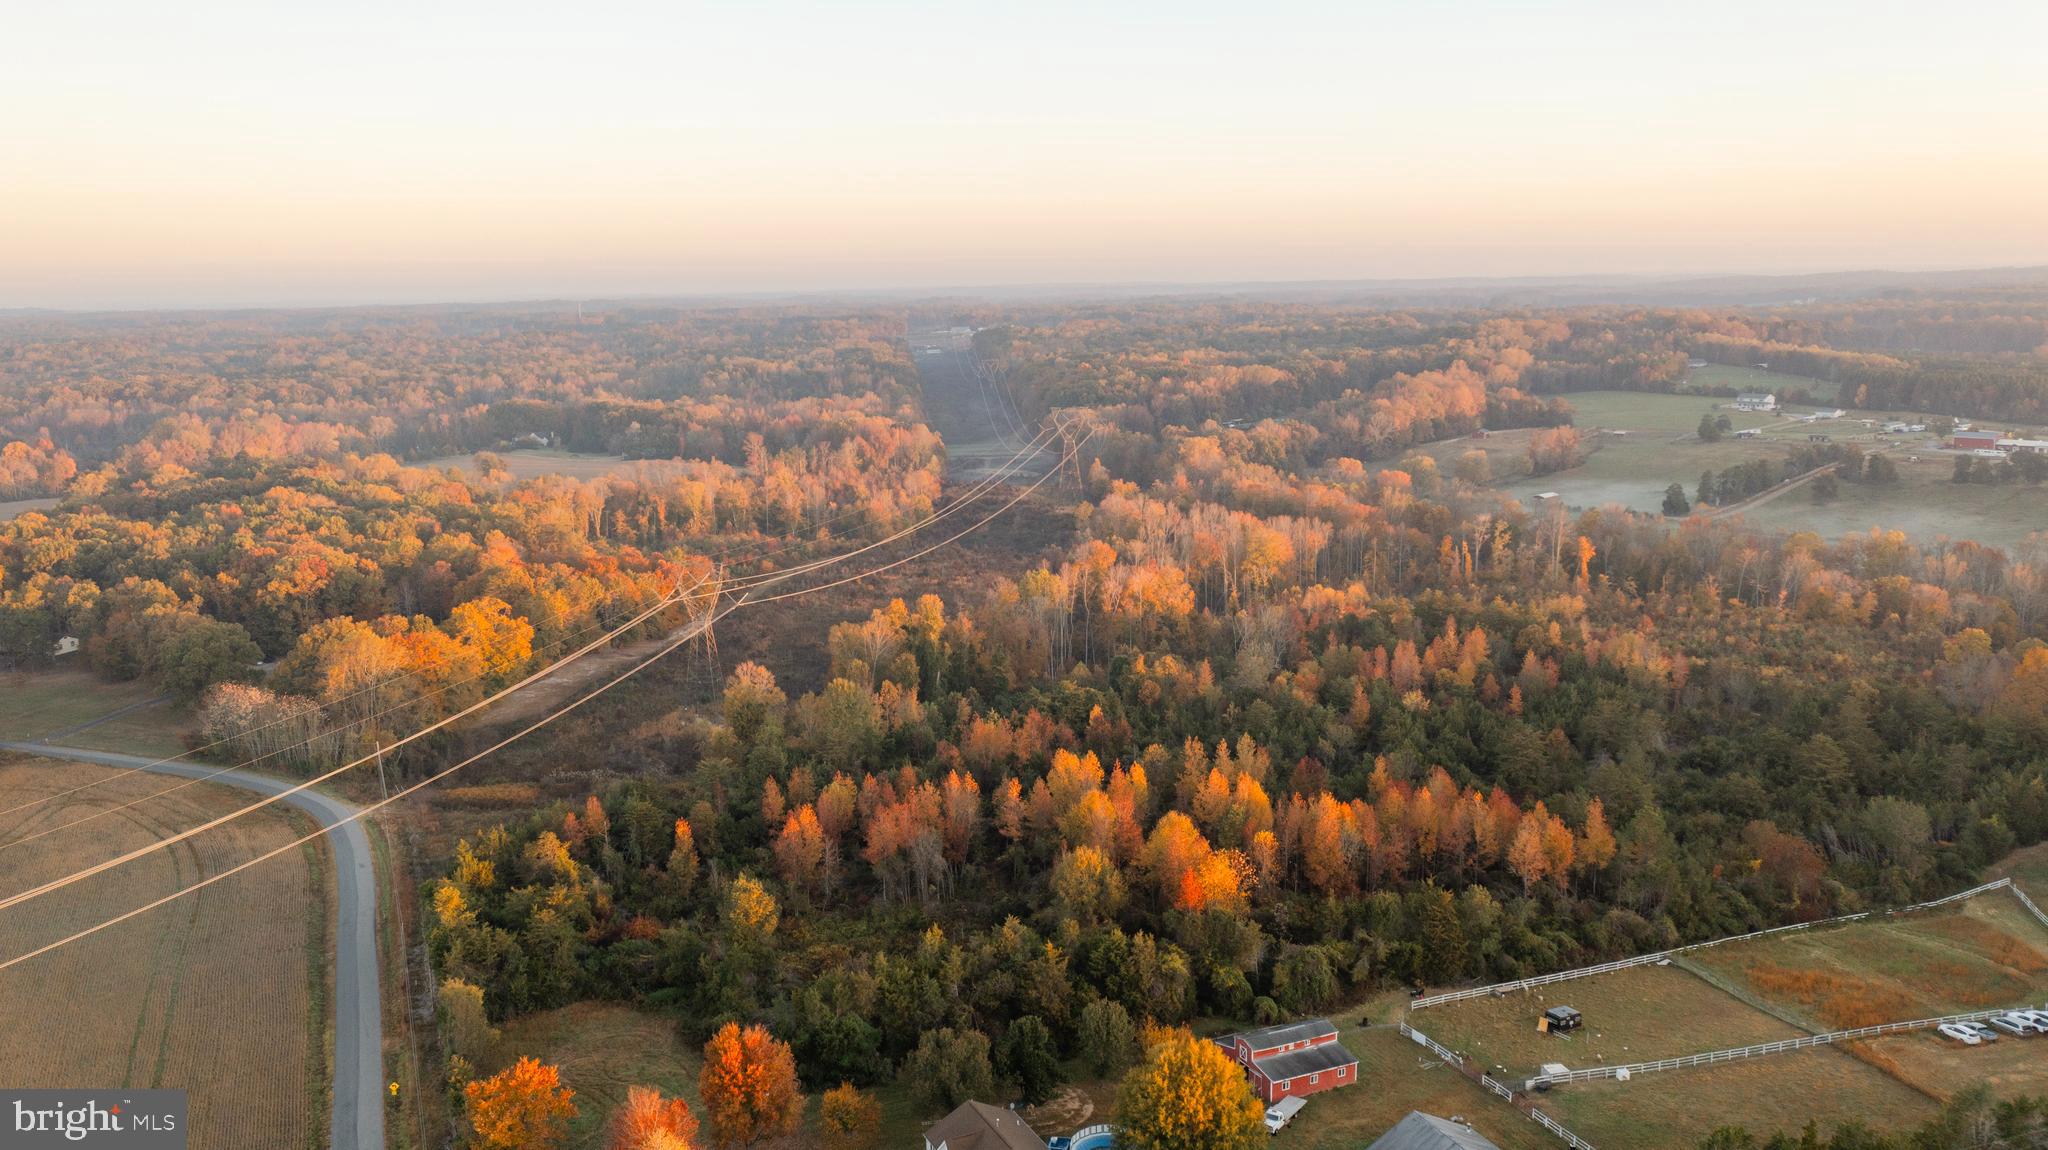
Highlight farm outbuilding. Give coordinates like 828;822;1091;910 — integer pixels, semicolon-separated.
1220;1018;1360;1103
1365;1111;1505;1150
1734;393;1778;412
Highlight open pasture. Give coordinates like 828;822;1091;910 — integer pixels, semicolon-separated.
1544;1044;1935;1147
0;667;188;757
1415;962;1802;1082
1457;389;2041;550
0;754;322;1147
1688;897;2048;1030
417;449;638;481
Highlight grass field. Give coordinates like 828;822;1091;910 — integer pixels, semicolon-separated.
1734;450;2047;552
1399;887;2048;1145
1422;389;2042;551
1546;1045;1936;1146
0;496;59;521
1417;963;1802;1082
0;754;322;1147
1683;363;1840;400
1689;898;2048;1030
0;668;189;757
1273;1023;1555;1150
417;449;637;481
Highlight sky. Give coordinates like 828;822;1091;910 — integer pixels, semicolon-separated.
5;0;2048;309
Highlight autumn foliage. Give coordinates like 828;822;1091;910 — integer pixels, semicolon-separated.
697;1023;802;1148
607;1085;699;1150
1113;1027;1265;1150
464;1057;576;1150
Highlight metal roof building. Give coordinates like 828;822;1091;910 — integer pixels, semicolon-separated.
1365;1111;1506;1150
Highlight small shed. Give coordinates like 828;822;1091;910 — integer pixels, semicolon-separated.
1541;1005;1582;1032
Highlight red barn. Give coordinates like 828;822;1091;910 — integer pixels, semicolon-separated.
1954;430;2001;451
1219;1019;1360;1103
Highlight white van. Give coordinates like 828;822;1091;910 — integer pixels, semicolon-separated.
1265;1096;1307;1134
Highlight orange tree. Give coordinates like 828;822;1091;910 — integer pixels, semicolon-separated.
464;1056;577;1150
698;1022;804;1147
1112;1028;1264;1150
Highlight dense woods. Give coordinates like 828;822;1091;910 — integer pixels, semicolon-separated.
4;294;2045;1145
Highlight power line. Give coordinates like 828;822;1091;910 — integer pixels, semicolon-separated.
0;426;1064;912
0;426;1050;822
0;427;1083;973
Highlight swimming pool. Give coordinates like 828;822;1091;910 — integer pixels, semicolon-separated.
1068;1123;1114;1150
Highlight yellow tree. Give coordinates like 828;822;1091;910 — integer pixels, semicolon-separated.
819;1082;881;1150
698;1023;803;1147
464;1057;577;1150
1113;1028;1264;1150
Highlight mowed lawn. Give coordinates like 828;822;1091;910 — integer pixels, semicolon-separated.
0;668;190;758
0;755;323;1147
1689;896;2048;1032
1414;963;1802;1081
1546;1045;1935;1146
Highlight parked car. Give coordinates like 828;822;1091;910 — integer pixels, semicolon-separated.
1989;1016;2031;1037
1937;1023;1982;1045
1962;1022;2000;1042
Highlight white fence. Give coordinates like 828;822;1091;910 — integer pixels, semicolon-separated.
1400;876;2047;1150
1400;1021;1464;1066
2011;881;2048;931
1529;1108;1597;1150
1411;878;2016;1010
1527;1005;2026;1087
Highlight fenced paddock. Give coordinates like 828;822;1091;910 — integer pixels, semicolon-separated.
1411;879;2023;1011
1401;877;2048;1150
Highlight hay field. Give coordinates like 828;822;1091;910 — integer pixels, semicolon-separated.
1414;962;1802;1081
0;755;323;1148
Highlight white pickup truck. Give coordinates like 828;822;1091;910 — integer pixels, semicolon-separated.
1264;1096;1306;1134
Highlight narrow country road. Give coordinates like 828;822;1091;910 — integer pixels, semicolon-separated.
0;741;384;1150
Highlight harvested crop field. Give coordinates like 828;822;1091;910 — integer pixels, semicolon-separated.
1689;897;2048;1030
1415;962;1803;1080
1545;1044;1935;1146
0;755;324;1148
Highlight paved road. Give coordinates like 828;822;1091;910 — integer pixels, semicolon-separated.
1;742;384;1149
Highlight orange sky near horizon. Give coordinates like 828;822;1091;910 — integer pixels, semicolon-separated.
6;0;2046;308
